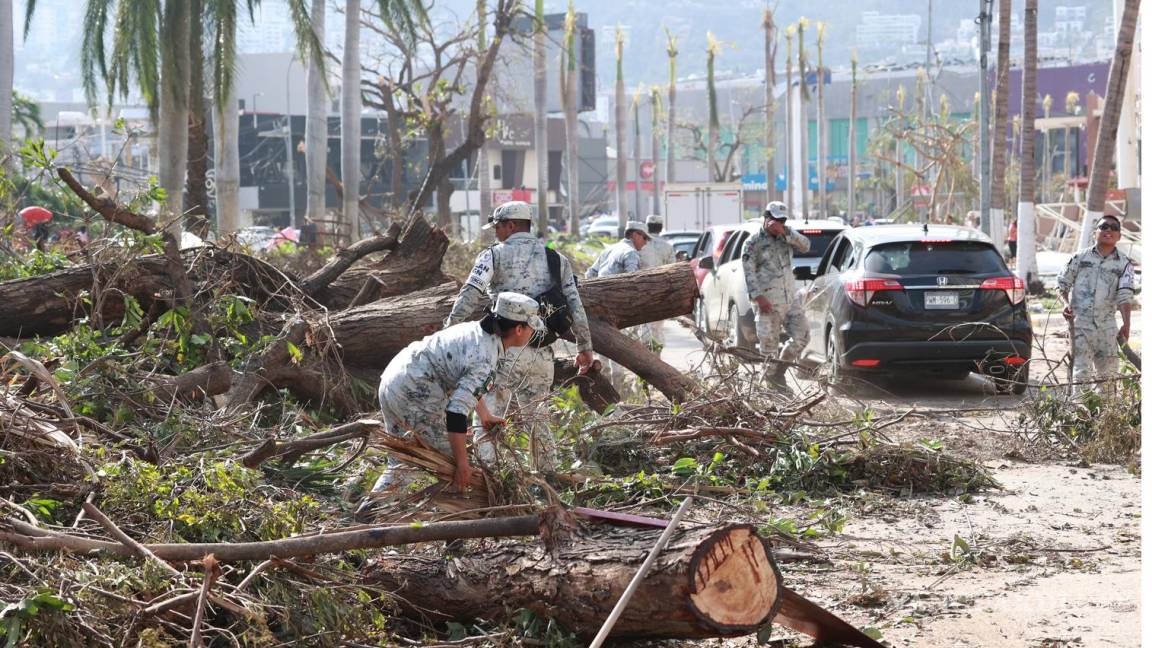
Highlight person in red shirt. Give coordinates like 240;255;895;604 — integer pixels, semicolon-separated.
1007;218;1018;260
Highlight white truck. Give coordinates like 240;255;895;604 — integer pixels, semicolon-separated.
662;182;745;231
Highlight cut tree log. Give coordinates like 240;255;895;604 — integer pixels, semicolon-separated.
149;361;232;404
365;523;782;639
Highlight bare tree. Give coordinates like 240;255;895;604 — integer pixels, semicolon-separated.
305;0;329;223
664;28;678;186
614;27;627;230
816;22;828;217
650;86;663;218
532;0;548;234
847;48;858;223
705;32;720;182
678;103;764;183
561;1;580;235
343;0;363;243
762;9;777;201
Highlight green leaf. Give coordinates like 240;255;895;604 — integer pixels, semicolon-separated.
862;627;884;640
285;341;303;363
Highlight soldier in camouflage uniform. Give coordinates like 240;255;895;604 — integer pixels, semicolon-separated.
586;221;649;278
1057;214;1135;392
741;201;811;391
638;215;677;352
446;202;595;473
373;293;545;494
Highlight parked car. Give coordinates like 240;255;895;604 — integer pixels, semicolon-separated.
236;226;280;251
585;216;622;239
694;218;847;343
797;224;1032;393
662;230;702;258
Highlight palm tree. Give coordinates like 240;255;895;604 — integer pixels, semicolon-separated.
632;88;643;218
614;26;627;233
1041;93;1052;202
304;0;328;228
988;0;1011;249
561;1;579;236
784;26;793;211
186;0;211;237
664;28;678;186
477;0;492;224
649;86;662;217
532;0;548;235
1063;91;1080;179
762;9;776;201
796;18;809;218
1078;0;1140;249
343;0;362;243
705;32;720;182
0;0;13;168
157;1;192;237
815;21;827;218
1016;0;1039;291
847;48;858;224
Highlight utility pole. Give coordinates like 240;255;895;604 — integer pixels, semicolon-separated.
978;0;993;236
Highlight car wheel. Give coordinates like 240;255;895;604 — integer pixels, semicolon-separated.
994;363;1029;395
825;333;843;385
693;297;709;333
725;303;752;350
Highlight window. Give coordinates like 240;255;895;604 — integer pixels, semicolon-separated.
693;232;712;259
721;231;749;265
864;242;1007;276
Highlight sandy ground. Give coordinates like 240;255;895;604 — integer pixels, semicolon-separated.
653;311;1141;648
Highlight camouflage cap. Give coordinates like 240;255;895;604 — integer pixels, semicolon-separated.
483;201;533;229
625;220;650;239
493;292;546;332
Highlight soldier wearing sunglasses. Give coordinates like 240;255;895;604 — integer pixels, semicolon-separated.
1057;215;1135;391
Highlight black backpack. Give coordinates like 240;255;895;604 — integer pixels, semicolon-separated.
531;247;575;347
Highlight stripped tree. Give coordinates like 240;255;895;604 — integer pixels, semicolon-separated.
1016;0;1040;292
988;0;1011;250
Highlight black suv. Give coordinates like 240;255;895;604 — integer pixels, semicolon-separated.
797;224;1032;394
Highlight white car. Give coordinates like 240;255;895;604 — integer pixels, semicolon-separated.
585;216;623;239
696;218;848;349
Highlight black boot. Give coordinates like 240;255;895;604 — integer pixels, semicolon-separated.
768;365;793;395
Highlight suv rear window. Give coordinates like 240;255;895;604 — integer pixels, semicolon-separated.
795;230;840;259
863;241;1007;276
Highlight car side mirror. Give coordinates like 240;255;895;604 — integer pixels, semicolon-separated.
698;256;715;270
675;250;689;262
793;266;815;281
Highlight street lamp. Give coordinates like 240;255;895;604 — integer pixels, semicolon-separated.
251;92;264;128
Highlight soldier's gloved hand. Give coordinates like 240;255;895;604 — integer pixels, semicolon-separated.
755;296;773;313
575;350;595;375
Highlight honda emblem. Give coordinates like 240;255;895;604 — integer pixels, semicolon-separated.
937;276;948;286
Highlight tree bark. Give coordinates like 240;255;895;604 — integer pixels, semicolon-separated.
213;76;241;235
614;30;628;232
763;11;776;202
364;523;782;640
0;0;12;168
305;0;328;222
150;361;232;404
342;0;363;243
988;0;1012;251
157;0;191;239
533;0;549;234
185;0;212;238
1016;0;1041;292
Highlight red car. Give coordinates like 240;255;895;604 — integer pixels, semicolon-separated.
688;224;741;328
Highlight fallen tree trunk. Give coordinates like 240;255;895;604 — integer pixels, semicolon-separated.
149;361;232;404
365;523;782;639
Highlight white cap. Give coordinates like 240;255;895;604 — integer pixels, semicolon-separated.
492;292;546;332
645;214;664;226
765;201;789;221
482;201;533;230
624;221;650;238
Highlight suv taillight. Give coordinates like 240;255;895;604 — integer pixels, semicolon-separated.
980;276;1026;305
844;276;904;306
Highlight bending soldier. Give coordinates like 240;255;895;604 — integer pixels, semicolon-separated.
372;293;545;494
741;201;811;392
1057;214;1135;393
446;201;595;473
586;221;649;278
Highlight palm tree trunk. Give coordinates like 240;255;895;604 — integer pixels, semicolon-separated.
476;0;492;223
797;22;809;219
562;3;580;236
305;0;328;223
185;0;211;238
784;31;793;212
632;92;643;217
706;34;719;182
988;0;1011;252
763;10;776;202
816;23;827;218
664;31;677;187
342;0;362;244
532;0;548;235
213;87;240;235
847;50;858;224
1078;0;1140;248
158;0;191;237
1016;0;1040;291
0;0;13;167
649;88;661;218
614;28;627;233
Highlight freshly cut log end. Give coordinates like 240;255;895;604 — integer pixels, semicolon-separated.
688;524;782;632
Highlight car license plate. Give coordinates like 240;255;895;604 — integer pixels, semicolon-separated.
924;291;959;309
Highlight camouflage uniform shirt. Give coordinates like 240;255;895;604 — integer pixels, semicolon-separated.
638;234;676;269
586;239;641;278
741;226;811;306
446;232;593;353
380;321;504;417
1057;245;1135;330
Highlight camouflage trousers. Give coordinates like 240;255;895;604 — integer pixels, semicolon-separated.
477;345;557;472
1072;323;1120;392
371;378;453;493
754;299;810;363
